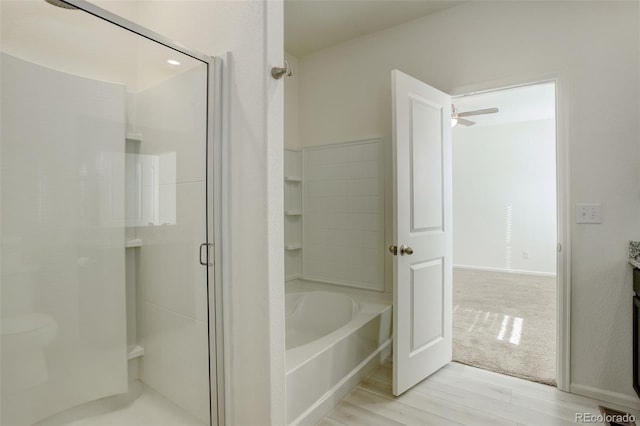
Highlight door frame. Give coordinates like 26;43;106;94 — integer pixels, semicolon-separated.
57;1;228;423
449;74;571;392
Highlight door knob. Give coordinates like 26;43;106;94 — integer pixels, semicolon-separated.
389;244;398;255
399;245;413;256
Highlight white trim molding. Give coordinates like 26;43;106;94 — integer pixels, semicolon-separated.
453;264;557;278
553;73;571;393
570;384;640;412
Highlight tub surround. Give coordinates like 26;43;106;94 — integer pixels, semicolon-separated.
630;241;640;269
282;140;390;424
286;279;391;303
302;140;385;292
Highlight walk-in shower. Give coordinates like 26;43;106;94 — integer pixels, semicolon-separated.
1;1;222;425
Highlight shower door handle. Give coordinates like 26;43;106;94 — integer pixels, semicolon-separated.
199;243;213;266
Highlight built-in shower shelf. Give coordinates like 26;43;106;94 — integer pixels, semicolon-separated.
126;132;143;143
125;239;142;248
285;210;302;216
127;345;144;360
285;176;302;182
285;244;302;250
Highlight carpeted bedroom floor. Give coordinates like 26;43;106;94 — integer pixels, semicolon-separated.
452;268;557;386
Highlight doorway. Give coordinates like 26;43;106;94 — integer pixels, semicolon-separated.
451;82;558;386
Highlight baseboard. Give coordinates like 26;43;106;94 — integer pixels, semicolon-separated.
285;274;302;282
570;384;640;411
453;264;557;278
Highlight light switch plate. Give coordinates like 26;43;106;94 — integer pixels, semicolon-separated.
576;203;602;224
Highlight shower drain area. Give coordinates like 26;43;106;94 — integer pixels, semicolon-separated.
598;406;636;426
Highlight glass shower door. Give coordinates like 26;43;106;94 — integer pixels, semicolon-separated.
1;2;215;425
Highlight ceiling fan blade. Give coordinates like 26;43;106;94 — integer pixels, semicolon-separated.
457;117;476;126
457;107;499;117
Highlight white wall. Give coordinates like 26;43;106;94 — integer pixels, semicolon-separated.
453;119;557;275
297;1;640;404
94;1;286;424
285;52;300;150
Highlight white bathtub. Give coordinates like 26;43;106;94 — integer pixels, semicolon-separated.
285;290;392;425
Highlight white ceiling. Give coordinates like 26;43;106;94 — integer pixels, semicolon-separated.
284;0;464;57
453;83;556;127
1;1;202;92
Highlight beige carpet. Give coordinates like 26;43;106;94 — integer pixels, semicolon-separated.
452;268;557;386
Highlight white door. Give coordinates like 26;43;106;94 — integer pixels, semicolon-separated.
391;70;453;396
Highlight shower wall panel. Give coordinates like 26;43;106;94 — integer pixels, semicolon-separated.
303;140;384;291
0;53;127;425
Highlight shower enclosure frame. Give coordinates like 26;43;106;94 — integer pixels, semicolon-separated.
50;1;228;424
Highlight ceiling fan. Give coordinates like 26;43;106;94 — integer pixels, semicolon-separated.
451;104;499;127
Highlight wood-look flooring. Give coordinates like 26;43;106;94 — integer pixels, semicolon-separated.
317;362;640;426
